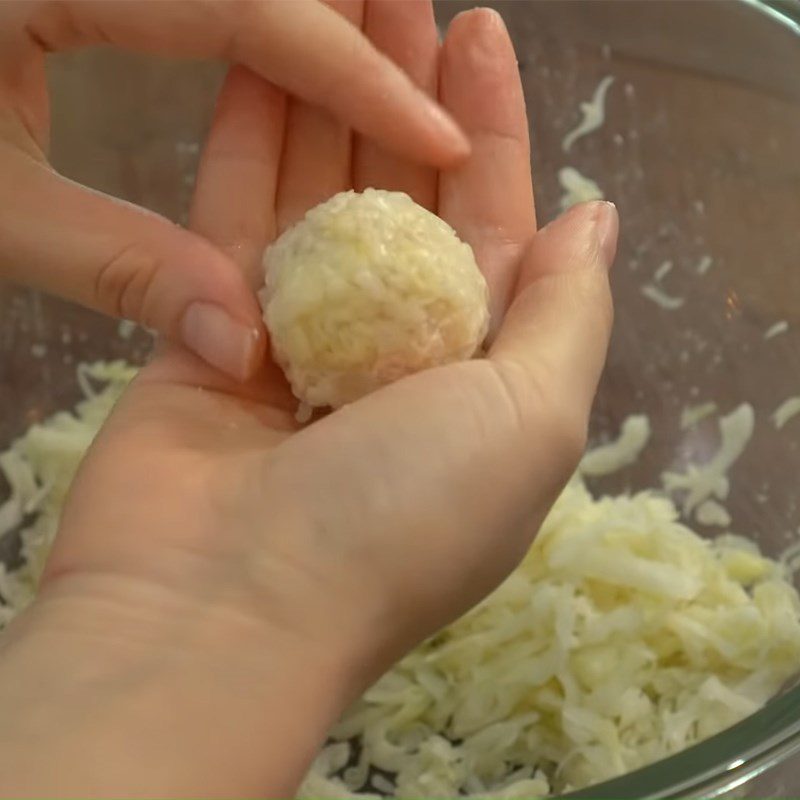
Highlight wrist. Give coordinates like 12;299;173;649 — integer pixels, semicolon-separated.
0;571;359;797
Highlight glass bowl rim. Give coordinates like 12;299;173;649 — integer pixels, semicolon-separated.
563;1;800;797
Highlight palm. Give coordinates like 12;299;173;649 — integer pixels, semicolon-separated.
44;1;555;665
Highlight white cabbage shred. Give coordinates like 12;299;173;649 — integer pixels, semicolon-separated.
772;396;800;430
695;499;732;528
579;415;650;477
561;76;615;152
640;284;685;311
2;373;800;800
680;402;718;430
558;167;604;211
764;321;788;341
696;256;714;276
300;478;800;798
662;403;754;518
653;260;673;282
117;319;137;340
0;361;135;624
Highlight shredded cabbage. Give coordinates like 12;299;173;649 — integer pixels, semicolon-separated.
695;499;732;528
579;415;650;477
640;283;685;311
0;361;136;621
561;76;615;153
696;256;714;275
558;167;604;211
662;403;754;518
764;321;788;341
772;396;800;430
653;260;674;283
2;370;799;799
297;477;800;798
680;402;718;430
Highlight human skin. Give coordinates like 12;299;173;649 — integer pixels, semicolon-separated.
0;0;469;381
0;2;617;798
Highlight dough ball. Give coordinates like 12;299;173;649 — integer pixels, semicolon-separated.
260;189;489;410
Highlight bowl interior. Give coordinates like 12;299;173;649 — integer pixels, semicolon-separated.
2;1;800;797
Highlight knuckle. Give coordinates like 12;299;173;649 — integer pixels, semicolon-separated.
93;242;160;324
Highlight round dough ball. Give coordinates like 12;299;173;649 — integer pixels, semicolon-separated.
260;189;489;410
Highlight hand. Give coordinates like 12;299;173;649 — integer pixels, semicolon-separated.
0;3;617;798
0;0;469;381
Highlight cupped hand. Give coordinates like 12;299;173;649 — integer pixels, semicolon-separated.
0;0;468;380
0;4;617;798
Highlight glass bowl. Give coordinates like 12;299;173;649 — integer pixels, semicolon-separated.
2;1;800;797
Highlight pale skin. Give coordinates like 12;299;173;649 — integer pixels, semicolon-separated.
0;2;618;798
0;0;469;380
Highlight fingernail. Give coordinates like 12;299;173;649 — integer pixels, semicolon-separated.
592;201;619;269
469;7;507;34
180;302;261;381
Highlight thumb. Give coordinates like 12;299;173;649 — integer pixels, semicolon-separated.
489;200;618;459
0;148;265;381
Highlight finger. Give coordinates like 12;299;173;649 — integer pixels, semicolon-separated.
186;66;297;407
352;0;438;210
190;66;286;287
489;201;618;443
0;147;265;381
22;0;469;167
438;9;536;335
276;0;364;232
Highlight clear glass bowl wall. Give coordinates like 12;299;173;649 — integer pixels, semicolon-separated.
1;1;800;797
